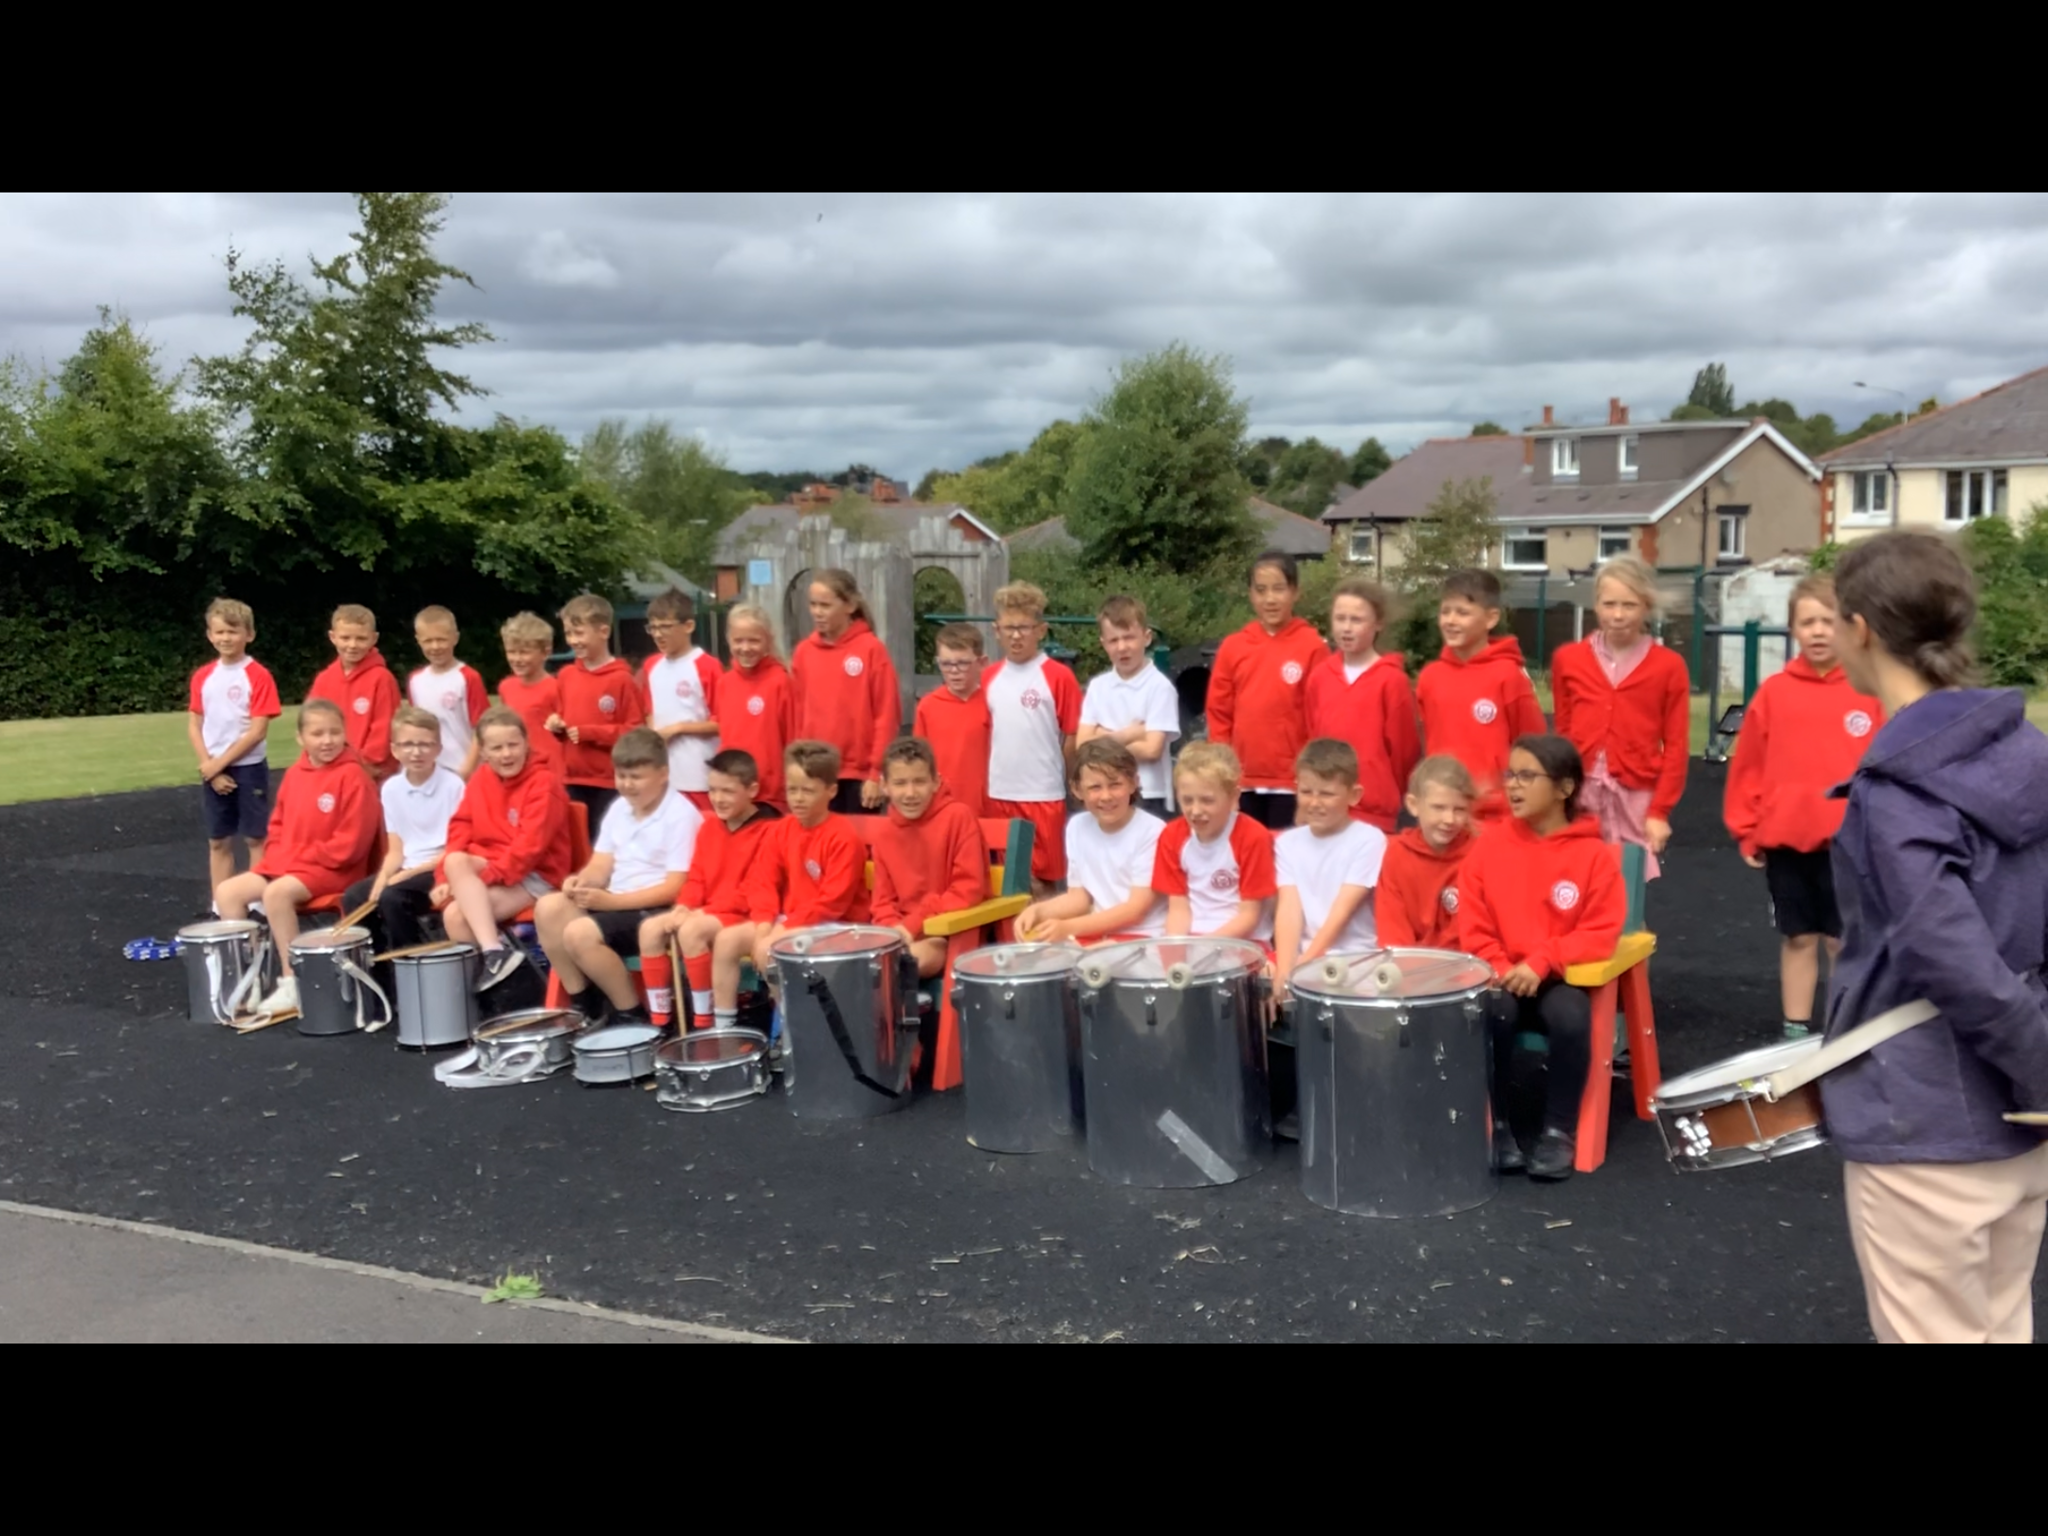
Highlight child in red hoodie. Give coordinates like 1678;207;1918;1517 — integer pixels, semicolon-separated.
716;605;795;812
214;697;383;1018
306;604;400;781
495;611;564;783
738;740;872;999
1304;577;1420;833
1417;569;1546;822
1458;734;1625;1181
1375;756;1478;948
548;592;646;828
1723;573;1882;1039
791;568;901;814
1549;556;1690;875
1205;550;1328;830
435;707;572;994
915;622;992;816
871;738;986;980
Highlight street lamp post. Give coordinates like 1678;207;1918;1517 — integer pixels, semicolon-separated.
1853;382;1908;527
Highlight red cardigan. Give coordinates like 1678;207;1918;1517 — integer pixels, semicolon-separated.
1549;639;1691;820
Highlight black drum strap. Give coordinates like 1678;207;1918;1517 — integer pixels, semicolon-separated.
804;966;903;1099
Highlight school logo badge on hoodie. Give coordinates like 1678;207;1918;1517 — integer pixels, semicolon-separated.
747;695;765;716
1471;699;1498;724
805;858;823;880
317;793;336;814
507;807;520;827
1281;661;1304;685
844;656;864;677
1845;710;1873;737
1551;880;1580;911
353;697;369;715
1441;887;1459;914
599;694;617;714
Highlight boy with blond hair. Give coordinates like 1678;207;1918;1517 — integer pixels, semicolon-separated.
307;603;401;780
548;592;646;827
496;611;564;782
408;605;489;778
1078;594;1182;818
189;597;283;897
983;581;1081;897
914;621;992;815
1152;742;1277;943
641;588;723;814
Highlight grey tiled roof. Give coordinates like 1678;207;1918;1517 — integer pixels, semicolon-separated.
1322;436;1527;524
1820;364;2048;467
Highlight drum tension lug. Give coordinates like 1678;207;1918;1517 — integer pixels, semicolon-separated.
1397;1010;1412;1050
1144;993;1158;1029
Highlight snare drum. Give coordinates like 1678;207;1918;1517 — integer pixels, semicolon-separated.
289;927;391;1038
176;919;269;1024
952;942;1084;1153
435;1008;584;1089
1651;1037;1827;1172
654;1029;771;1112
769;925;923;1121
392;942;479;1050
1074;937;1270;1189
572;1023;663;1086
1287;948;1496;1218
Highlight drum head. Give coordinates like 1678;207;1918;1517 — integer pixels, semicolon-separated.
769;924;905;962
476;1007;584;1042
291;926;370;953
1289;947;1493;1002
659;1028;767;1066
576;1023;662;1053
954;942;1083;980
178;919;262;941
1657;1037;1823;1102
401;942;477;962
1076;937;1267;988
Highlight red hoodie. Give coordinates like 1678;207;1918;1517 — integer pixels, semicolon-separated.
1457;816;1624;981
1373;826;1475;949
441;757;572;890
1723;657;1882;859
746;813;870;928
1205;616;1327;789
870;787;986;935
1417;637;1547;819
496;671;565;782
1302;650;1421;830
308;649;401;779
1550;637;1691;819
716;657;796;810
914;684;991;815
255;753;383;892
792;618;901;782
555;656;646;787
679;805;785;918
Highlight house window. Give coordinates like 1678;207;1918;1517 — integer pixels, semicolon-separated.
1502;527;1549;570
1717;507;1748;563
1598;526;1632;561
1850;470;1890;519
1619;435;1639;479
1552;438;1579;479
1944;468;2008;523
1348;524;1375;563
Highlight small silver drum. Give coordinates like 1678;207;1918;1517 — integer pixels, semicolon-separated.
1074;937;1271;1189
769;925;922;1121
177;919;269;1024
953;942;1084;1153
392;942;479;1050
655;1028;771;1112
290;927;391;1038
435;1008;583;1089
1651;1036;1827;1173
1288;948;1496;1218
573;1022;664;1086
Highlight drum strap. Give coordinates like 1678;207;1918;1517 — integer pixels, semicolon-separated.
804;967;905;1099
1764;999;1936;1101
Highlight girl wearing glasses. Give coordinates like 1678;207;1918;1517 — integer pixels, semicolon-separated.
1457;734;1625;1180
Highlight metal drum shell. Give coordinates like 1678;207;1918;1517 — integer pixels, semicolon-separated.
572;1023;664;1086
393;943;479;1050
1076;938;1271;1189
472;1008;584;1077
654;1029;770;1112
1651;1037;1828;1172
769;925;919;1121
1288;947;1497;1219
176;920;267;1024
289;927;378;1038
953;942;1084;1153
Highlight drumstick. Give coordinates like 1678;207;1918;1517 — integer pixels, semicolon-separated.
2004;1111;2048;1126
231;1008;300;1034
670;933;687;1030
333;899;380;933
370;940;451;964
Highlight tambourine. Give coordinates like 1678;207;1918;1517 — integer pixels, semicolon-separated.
123;937;181;962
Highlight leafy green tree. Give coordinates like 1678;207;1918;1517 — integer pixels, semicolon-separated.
1399;477;1501;590
1240;435;1292;490
1065;343;1256;573
1265;435;1348;516
1686;362;1736;415
1838;410;1905;445
1468;422;1505;438
929;418;1089;531
580;418;750;583
912;468;945;501
1666;402;1723;422
1349;436;1392;484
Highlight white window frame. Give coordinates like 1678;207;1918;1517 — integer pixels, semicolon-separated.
1943;467;2008;524
1551;437;1580;479
1597;526;1632;561
1501;527;1549;571
1848;469;1890;521
1347;523;1375;563
1619;435;1639;480
1717;510;1748;562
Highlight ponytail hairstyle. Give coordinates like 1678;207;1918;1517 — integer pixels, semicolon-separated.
727;602;782;663
811;568;873;625
1510;733;1585;822
1832;529;1978;689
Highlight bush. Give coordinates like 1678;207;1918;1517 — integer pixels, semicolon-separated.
1959;514;2048;689
1009;546;1261;674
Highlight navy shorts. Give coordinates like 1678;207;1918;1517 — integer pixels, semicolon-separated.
1764;846;1840;939
201;762;272;841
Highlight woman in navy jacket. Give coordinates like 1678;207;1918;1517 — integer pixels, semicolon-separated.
1826;530;2048;1344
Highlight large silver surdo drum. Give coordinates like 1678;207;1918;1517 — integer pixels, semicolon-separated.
392;942;479;1049
1074;938;1270;1188
176;919;269;1023
768;925;923;1121
290;927;390;1038
1288;948;1496;1218
953;941;1084;1153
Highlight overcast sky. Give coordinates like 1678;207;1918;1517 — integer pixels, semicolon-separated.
6;192;2047;484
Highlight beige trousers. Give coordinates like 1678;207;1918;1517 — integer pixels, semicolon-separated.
1843;1142;2048;1344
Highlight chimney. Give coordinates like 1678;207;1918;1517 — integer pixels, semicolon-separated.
1619;403;1630;425
1541;404;1555;427
1608;397;1625;426
1523;436;1534;467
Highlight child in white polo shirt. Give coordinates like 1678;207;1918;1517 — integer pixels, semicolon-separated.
1020;739;1166;943
535;727;701;1026
1273;738;1388;996
1077;593;1183;818
408;604;488;778
983;581;1082;899
1152;742;1278;944
188;596;284;898
344;705;467;954
641;587;723;815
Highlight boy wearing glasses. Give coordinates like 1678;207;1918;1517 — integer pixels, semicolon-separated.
344;705;466;954
641;588;723;814
983;584;1082;898
915;622;993;816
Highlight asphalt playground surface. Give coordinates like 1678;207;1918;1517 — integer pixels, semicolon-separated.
4;764;2037;1342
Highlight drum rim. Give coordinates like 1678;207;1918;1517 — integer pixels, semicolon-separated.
177;919;263;939
953;940;1085;980
476;1007;584;1042
1653;1037;1824;1106
289;926;372;952
767;923;908;961
575;1022;664;1052
655;1028;768;1066
1078;935;1270;980
1286;945;1496;1003
394;941;478;962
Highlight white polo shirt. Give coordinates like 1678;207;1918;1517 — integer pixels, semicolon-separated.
984;655;1083;803
408;663;487;774
643;648;723;791
379;765;466;869
190;657;282;764
596;790;703;898
1065;808;1167;938
1276;821;1387;958
1080;664;1182;805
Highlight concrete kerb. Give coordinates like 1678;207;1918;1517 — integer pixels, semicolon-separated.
0;1200;793;1344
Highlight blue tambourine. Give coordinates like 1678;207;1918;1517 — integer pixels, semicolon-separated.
123;937;181;961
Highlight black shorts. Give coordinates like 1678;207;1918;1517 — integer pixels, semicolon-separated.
829;778;870;815
1764;846;1840;939
201;762;272;840
566;783;618;826
1138;796;1171;820
1237;791;1297;830
586;906;668;957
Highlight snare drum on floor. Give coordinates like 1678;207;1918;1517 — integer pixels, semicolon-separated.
654;1028;770;1112
1074;937;1270;1189
953;942;1084;1154
769;925;923;1122
1651;1037;1827;1172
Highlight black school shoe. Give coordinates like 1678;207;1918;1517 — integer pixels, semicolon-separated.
1493;1121;1527;1173
1527;1127;1576;1181
475;946;527;993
